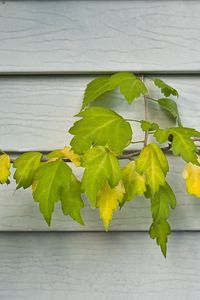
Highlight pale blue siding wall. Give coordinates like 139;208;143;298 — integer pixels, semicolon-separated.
0;1;200;299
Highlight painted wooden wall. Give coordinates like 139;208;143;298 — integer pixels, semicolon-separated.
0;1;200;299
1;0;200;73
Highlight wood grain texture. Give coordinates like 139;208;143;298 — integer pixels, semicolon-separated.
1;1;200;73
0;75;199;151
0;75;147;151
0;232;200;300
0;156;200;231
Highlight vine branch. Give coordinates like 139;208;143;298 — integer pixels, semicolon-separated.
4;138;200;164
6;144;180;163
144;96;148;146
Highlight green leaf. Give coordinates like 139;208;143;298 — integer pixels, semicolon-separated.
13;152;42;189
154;78;179;98
151;182;176;223
136;143;169;195
154;127;200;164
141;120;159;132
82;72;147;108
158;98;182;126
32;160;72;226
82;76;113;109
69;106;132;155
149;220;171;257
81;146;122;207
110;72;148;104
60;174;84;225
122;161;146;202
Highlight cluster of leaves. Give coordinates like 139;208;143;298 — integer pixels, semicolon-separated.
0;72;200;257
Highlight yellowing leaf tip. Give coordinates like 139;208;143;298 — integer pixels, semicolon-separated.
97;180;125;231
61;146;81;166
0;154;11;184
183;157;200;198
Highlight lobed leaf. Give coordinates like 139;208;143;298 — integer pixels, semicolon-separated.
32;160;72;226
97;180;125;231
136;143;169;195
13;152;42;189
110;72;148;104
82;72;147;108
154;78;179;98
81;146;122;207
149;220;171;257
149;181;176;256
60;174;84;225
151;182;176;224
82;76;113;109
140;120;159;132
158;98;182;126
154;127;200;164
69;106;132;155
122;161;146;203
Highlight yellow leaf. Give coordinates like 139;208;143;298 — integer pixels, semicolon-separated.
97;180;125;231
183;156;200;198
47;146;81;166
0;154;11;184
122;161;146;201
61;146;81;166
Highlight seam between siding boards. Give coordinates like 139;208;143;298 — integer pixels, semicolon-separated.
2;71;200;76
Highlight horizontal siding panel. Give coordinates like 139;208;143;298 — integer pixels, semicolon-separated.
0;75;146;151
1;1;200;73
0;156;200;231
0;75;199;151
0;232;200;299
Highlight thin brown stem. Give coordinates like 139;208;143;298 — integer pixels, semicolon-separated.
144;99;148;146
131;140;144;144
8;145;174;163
125;119;141;123
145;96;158;102
139;75;149;147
